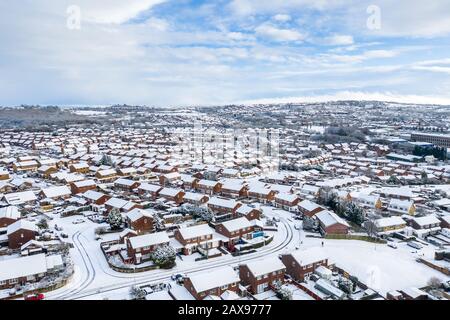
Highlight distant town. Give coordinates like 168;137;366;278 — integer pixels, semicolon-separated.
0;101;448;301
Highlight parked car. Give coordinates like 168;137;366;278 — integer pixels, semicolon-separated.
72;218;85;224
387;242;398;249
60;232;69;238
408;241;423;250
24;293;45;301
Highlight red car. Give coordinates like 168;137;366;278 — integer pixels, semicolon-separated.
24;293;45;301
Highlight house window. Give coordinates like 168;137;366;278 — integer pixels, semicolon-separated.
0;280;6;285
221;285;228;290
9;278;18;284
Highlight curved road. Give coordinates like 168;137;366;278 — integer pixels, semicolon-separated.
49;216;295;300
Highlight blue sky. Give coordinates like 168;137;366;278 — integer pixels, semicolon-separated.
1;0;450;106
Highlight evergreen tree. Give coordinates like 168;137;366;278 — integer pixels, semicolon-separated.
108;209;123;230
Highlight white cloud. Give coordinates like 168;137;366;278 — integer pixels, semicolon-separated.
78;0;167;24
326;35;354;46
273;14;291;22
255;24;305;42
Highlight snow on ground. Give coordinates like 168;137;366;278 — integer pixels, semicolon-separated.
300;237;449;296
39;207;449;300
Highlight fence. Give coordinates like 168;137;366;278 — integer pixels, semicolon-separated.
325;234;386;244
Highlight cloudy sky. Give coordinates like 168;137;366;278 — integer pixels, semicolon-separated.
1;0;450;106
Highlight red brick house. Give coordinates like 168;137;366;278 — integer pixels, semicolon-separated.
0;206;20;228
247;186;276;204
196;180;222;195
82;190;110;206
184;266;240;300
236;205;262;221
207;197;242;221
281;247;328;281
183;192;209;206
158;188;185;204
70;179;96;195
315;210;350;235
126;231;170;264
125;208;155;235
239;257;286;294
298;200;325;218
220;181;248;199
114;178;140;191
215;217;253;250
274;193;300;212
138;183;163;200
7;220;38;250
69;162;90;174
174;223;217;255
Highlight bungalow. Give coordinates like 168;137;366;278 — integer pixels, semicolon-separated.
281;247;328;281
39;185;72;200
239;257;286;294
125;208;155;235
196;180;222;195
126;231;170;264
184;266;240;300
207;197;242;221
379;187;414;200
356;194;382;209
222;168;240;178
274;193;300;212
7;220;38;250
37;165;58;178
114;178;140;191
138;183;163;200
0;206;20;227
158;188;185;204
3;190;37;206
298;200;325;218
410;215;441;238
387;199;416;216
0;254;62;289
215;217;253;250
315;210;350;235
174;224;218;255
70;179;96;194
366;216;407;235
183;192;209;206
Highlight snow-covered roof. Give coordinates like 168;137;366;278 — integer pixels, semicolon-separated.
0;253;48;282
188;266;240;293
7;219;37;235
298;199;321;212
183;192;208;202
159;187;183;197
374;216;406;228
128;231;170;249
126;208;154;222
178;224;214;240
275;193;298;203
0;205;20;220
243;256;286;277
72;179;96;188
316;210;350;228
41;185;71;198
220;217;251;232
289;247;328;266
208;197;239;209
82;190;106;201
105;197;129;209
412;215;441;227
114;178;137;187
3;190;37;205
138;183;162;193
